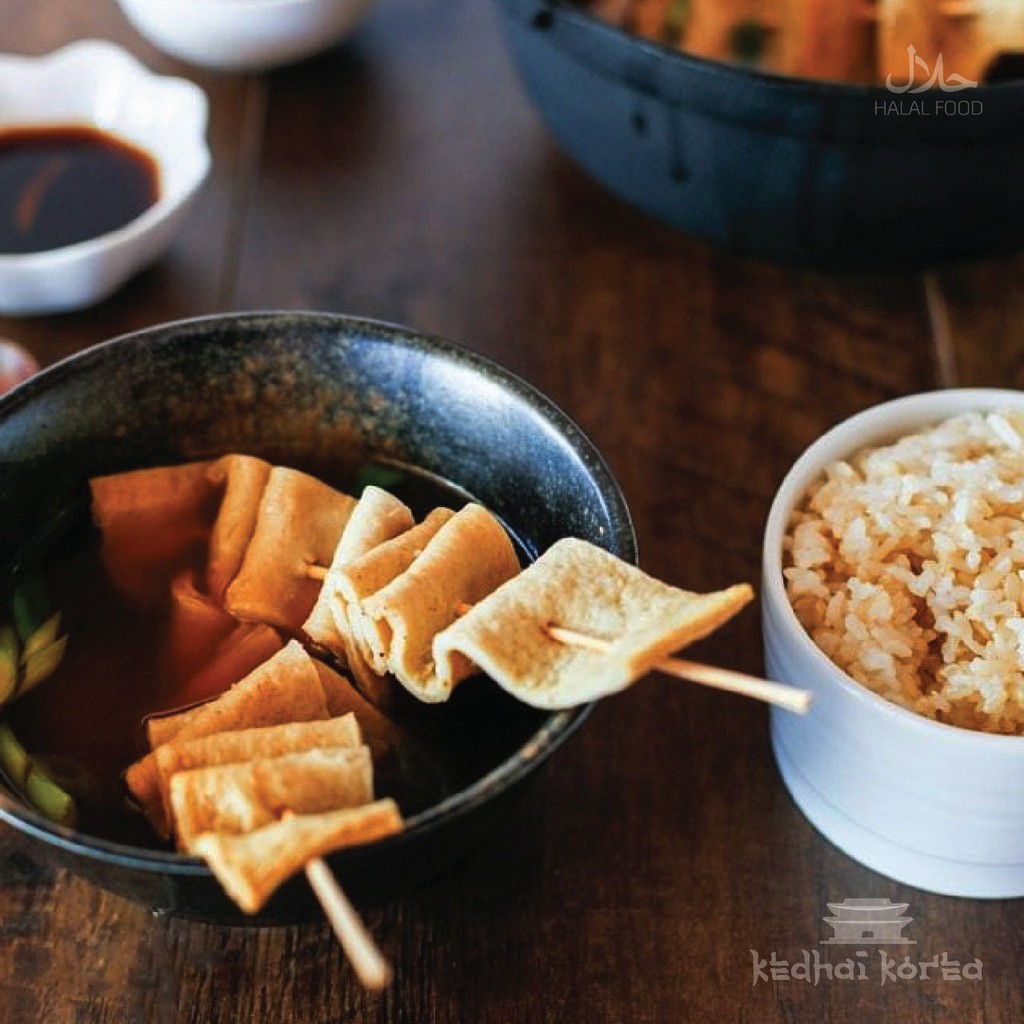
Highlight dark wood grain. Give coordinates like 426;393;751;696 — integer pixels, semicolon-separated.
2;1;1023;1022
935;253;1024;388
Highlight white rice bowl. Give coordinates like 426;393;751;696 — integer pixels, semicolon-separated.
784;409;1024;734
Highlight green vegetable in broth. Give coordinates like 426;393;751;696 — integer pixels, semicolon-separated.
0;722;78;828
11;574;52;645
353;463;406;494
730;18;771;63
662;0;691;43
0;625;17;705
0;579;68;710
21;631;69;696
22;610;62;661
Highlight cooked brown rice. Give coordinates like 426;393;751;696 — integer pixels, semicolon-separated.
784;409;1024;735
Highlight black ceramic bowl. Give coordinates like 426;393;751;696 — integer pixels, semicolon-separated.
495;0;1024;270
0;311;635;924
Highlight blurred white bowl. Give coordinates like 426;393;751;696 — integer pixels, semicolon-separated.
0;40;210;316
115;0;377;72
763;389;1024;898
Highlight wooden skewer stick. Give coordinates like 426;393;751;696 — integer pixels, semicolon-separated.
545;624;811;714
282;811;392;991
304;565;810;713
304;856;393;991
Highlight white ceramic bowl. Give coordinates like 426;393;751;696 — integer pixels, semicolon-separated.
115;0;377;72
763;389;1024;898
0;40;210;316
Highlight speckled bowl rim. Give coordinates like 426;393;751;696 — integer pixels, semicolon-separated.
0;310;637;877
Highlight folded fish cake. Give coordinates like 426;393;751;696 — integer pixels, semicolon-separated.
334;508;455;676
361;503;521;702
303;485;415;660
311;661;399;760
205;454;273;602
91;453;275;608
173;622;283;711
877;0;1024;88
91;459;220;606
190;800;404;914
156;639;330;741
154;713;362;832
225;466;356;634
170;745;374;849
127;639;332;826
433;537;753;708
166;568;239;682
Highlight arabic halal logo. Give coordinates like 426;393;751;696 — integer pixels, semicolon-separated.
886;43;978;93
821;898;915;946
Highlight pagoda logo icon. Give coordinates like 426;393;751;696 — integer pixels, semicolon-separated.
750;896;985;984
821;898;915;946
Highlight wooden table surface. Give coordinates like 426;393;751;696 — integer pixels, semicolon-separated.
3;1;1024;1021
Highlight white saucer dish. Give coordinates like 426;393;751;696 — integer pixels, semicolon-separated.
763;389;1024;898
0;40;209;316
115;0;378;72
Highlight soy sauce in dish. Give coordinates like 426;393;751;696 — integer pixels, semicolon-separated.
1;461;544;848
0;125;159;255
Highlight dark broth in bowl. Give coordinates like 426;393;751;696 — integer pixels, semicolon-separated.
2;461;544;849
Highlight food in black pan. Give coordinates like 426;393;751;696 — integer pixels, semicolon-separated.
578;0;1024;85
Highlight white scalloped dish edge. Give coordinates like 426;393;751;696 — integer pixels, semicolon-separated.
0;40;210;315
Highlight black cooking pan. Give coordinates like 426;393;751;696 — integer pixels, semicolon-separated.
494;0;1024;270
0;312;635;923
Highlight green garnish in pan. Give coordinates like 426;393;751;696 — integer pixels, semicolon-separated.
0;575;75;827
354;463;407;494
0;577;68;709
0;624;18;705
0;722;78;828
11;573;52;645
730;17;771;64
21;629;68;695
661;0;691;43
